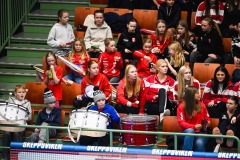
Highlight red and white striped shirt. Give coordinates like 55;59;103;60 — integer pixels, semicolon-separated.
233;81;240;100
202;80;235;105
144;74;175;102
195;1;224;25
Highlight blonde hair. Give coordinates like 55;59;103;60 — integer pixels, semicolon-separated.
155;59;167;74
124;65;141;98
177;66;194;100
69;38;87;60
168;41;185;67
155;19;168;44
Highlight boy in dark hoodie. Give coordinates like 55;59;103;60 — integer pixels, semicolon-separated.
29;88;61;143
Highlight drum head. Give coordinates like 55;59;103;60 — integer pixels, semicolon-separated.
121;115;157;124
85;85;95;98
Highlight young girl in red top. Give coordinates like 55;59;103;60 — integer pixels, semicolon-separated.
98;38;123;84
151;19;173;59
43;52;63;108
75;60;111;108
133;38;157;79
115;65;146;114
63;38;90;84
177;86;210;151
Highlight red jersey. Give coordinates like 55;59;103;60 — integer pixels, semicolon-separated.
233;82;240;100
43;66;63;101
117;78;146;114
145;74;175;102
202;80;235;105
177;101;210;132
98;51;123;78
151;34;172;54
133;50;157;78
81;73;112;99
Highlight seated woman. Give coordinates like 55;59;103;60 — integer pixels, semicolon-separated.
173;66;200;102
212;96;240;149
84;10;112;58
177;86;210;152
202;65;235;118
75;60;112;109
144;59;175;122
115;65;146;114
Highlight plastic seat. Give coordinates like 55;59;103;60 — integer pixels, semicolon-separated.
133;9;158;30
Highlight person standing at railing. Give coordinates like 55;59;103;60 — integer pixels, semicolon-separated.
177;86;210;152
1;85;32;160
115;65;146;114
47;9;75;57
79;90;120;146
29;88;61;143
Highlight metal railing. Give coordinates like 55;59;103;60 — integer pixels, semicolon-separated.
0;0;38;53
0;123;239;153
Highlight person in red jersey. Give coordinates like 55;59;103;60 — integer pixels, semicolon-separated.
98;38;123;84
133;38;157;79
43;52;63;108
115;65;146;114
75;60;111;108
177;86;210;152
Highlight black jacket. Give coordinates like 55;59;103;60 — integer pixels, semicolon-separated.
35;107;61;126
117;30;143;60
158;3;181;28
197;29;224;57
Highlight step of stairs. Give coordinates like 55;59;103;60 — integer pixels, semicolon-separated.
0;69;36;83
11;32;48;44
6;44;51;58
22;21;74;34
28;9;75;20
39;0;89;11
0;56;42;69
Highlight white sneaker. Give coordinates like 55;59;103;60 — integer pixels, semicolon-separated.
160;109;171;123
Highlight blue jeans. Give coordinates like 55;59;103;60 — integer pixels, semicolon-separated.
64;72;83;84
180;128;207;151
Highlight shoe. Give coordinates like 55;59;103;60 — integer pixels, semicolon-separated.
212;127;223;144
226;130;234;148
160;109;171;123
38;140;45;143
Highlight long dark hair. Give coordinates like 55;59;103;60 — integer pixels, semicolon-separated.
205;0;220;18
212;65;230;94
184;86;202;119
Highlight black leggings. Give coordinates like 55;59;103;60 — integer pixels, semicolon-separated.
114;103;139;114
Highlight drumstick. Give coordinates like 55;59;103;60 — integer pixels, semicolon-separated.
31;65;44;74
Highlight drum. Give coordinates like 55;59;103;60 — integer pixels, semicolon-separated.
68;109;109;137
0;101;29;132
84;85;95;98
120;115;157;146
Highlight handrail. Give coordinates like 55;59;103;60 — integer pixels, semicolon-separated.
0;123;239;153
0;0;38;53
